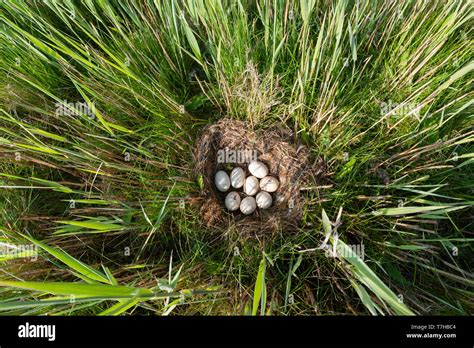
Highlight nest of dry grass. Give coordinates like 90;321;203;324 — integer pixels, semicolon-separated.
193;119;322;237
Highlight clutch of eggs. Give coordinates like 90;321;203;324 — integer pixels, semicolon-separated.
214;161;280;214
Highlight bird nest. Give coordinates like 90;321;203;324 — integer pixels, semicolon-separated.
194;119;316;237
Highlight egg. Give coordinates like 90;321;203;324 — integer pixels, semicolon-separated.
244;175;259;196
248;160;269;179
225;191;241;211
214;170;230;192
256;191;272;209
230;167;245;188
240;196;257;215
260;176;279;192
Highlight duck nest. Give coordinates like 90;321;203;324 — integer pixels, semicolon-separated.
194;119;321;237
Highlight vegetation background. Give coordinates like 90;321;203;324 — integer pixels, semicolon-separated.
0;0;472;315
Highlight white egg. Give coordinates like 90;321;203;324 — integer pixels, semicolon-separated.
248;160;269;179
230;167;245;188
214;170;230;192
256;191;272;209
240;196;256;215
244;175;259;196
260;176;279;192
225;191;241;211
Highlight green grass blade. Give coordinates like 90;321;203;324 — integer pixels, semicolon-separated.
252;256;267;316
20;234;110;284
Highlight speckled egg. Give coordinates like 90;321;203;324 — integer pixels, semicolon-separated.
256;191;272;209
225;191;241;211
244;175;260;196
230;167;245;189
240;196;257;215
214;170;230;192
248;160;269;179
260;176;279;192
